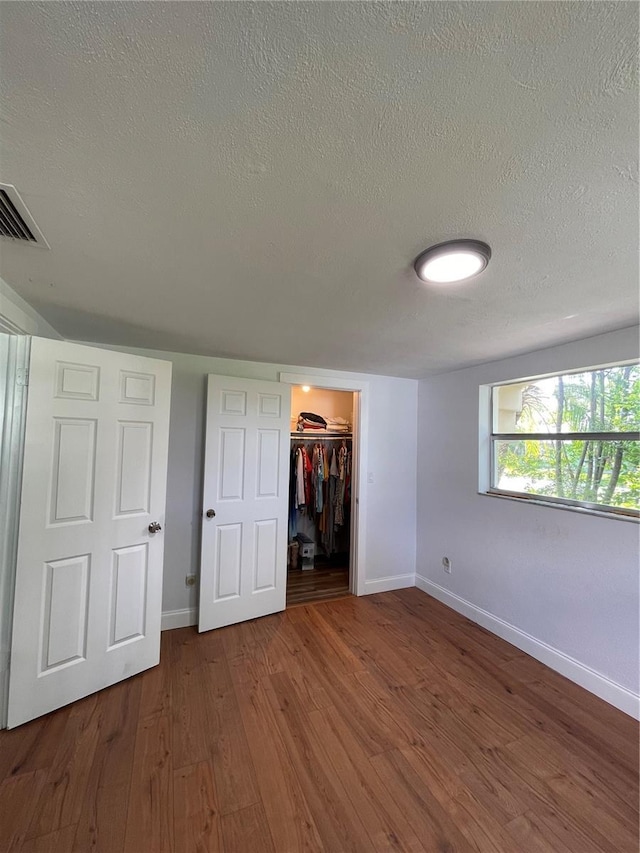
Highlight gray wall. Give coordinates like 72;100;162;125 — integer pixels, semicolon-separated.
417;326;640;696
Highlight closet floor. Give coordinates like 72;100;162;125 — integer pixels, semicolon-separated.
286;564;350;606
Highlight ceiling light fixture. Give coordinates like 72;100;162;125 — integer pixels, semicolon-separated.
301;385;311;393
414;239;491;283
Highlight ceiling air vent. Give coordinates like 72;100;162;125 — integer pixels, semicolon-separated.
0;183;49;248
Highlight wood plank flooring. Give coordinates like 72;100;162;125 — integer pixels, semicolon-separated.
286;564;350;605
0;588;637;852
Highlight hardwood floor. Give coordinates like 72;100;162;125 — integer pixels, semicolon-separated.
286;563;350;605
0;588;637;852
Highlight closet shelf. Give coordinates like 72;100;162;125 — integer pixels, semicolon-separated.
290;432;352;440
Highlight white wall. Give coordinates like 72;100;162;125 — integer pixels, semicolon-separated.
417;326;640;715
94;345;418;620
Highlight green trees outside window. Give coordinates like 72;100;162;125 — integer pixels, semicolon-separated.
492;364;640;513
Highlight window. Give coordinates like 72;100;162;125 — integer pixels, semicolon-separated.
488;362;640;518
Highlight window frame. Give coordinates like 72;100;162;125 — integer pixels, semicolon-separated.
483;361;640;520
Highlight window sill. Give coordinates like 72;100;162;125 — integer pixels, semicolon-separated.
480;490;639;523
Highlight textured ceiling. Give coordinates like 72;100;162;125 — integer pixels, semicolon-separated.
0;1;637;378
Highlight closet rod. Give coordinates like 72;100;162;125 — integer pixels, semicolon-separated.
290;433;352;440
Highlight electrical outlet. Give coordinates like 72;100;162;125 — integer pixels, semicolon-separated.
442;557;452;574
185;574;196;587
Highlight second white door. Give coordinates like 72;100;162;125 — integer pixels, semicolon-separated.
199;375;290;632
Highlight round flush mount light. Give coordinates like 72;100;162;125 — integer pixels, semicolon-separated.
301;385;311;393
414;239;491;283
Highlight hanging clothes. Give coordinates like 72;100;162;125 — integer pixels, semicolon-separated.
313;444;324;513
329;447;338;477
290;436;352;556
303;446;313;511
338;443;348;480
318;445;330;540
325;469;337;555
345;447;352;505
334;443;348;527
289;445;298;539
295;446;305;508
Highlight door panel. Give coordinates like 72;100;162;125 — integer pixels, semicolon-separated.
50;418;97;523
219;428;245;500
42;554;90;671
215;523;242;600
115;421;153;514
119;370;155;405
7;338;171;728
254;518;278;591
199;375;290;631
109;543;148;647
256;430;280;497
54;361;100;400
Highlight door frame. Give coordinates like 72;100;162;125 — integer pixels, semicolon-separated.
0;335;30;728
279;372;369;597
0;284;60;727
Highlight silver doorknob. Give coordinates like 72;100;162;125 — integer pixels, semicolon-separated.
148;522;162;533
205;509;216;518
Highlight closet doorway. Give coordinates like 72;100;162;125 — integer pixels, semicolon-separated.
287;385;357;606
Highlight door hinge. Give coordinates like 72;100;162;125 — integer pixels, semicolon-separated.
16;368;29;387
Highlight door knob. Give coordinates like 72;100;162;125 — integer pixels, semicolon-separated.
148;522;162;533
205;509;216;518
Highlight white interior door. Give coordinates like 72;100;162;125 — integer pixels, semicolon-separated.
199;375;290;632
7;338;172;728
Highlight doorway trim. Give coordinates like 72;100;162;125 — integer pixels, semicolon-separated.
0;335;30;728
279;372;369;597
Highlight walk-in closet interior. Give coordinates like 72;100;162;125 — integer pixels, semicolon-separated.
287;386;354;606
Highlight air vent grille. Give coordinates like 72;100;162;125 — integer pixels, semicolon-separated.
0;189;36;241
0;184;49;248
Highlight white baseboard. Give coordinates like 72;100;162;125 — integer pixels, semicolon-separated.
363;573;415;595
415;574;640;720
161;608;197;631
